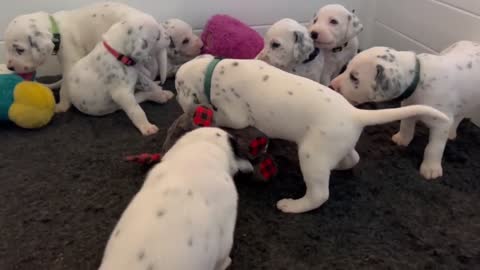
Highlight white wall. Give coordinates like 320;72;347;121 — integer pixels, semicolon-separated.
365;0;480;52
0;0;368;71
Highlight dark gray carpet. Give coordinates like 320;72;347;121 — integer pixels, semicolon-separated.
1;79;479;270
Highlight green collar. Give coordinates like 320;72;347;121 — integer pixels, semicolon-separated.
203;57;223;104
49;15;61;55
392;56;421;103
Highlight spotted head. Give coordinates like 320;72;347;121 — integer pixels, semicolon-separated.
256;18;316;70
330;47;418;105
4;12;55;74
309;4;363;49
163;19;203;63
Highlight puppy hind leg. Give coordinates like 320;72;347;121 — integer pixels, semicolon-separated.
55;80;72;113
420;122;450;180
111;89;158;136
335;149;360;170
448;116;464;140
277;138;345;214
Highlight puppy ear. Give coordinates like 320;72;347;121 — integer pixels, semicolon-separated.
345;11;364;41
293;30;314;63
28;32;54;65
374;64;393;93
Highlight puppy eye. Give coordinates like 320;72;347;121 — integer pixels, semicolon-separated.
15;47;25;55
271;42;281;49
313;18;318;24
330;19;339;25
350;73;359;84
182;38;190;45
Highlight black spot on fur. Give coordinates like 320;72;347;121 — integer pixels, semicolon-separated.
348;15;352;21
96;55;101;61
114;230;120;237
92;14;97;18
188;237;193;246
263;75;269;81
467;62;473;69
127;28;133;35
306;153;310;159
457;65;463;71
232;62;239;66
141;39;148;50
288;91;293;95
157;210;165;217
187;189;193;196
138;250;145;261
139;25;144;30
325;98;331;102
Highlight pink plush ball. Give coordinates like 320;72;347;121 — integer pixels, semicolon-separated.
201;14;264;59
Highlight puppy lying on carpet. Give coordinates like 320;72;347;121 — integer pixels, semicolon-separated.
257;18;324;82
3;2;168;112
174;55;449;214
330;41;480;179
99;127;253;270
65;15;173;136
309;4;363;85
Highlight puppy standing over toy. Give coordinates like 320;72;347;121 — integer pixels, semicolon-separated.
174;55;449;214
65;15;173;136
3;2;168;112
309;4;363;85
99;128;253;270
330;41;480;179
257;18;324;82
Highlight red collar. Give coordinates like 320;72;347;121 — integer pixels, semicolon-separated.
103;41;136;66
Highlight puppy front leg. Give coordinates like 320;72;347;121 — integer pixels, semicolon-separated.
136;71;174;103
392;118;417;146
420;122;450;180
111;89;158;136
448;116;464;140
55;45;85;113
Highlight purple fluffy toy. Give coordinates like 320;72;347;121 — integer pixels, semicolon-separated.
201;14;264;59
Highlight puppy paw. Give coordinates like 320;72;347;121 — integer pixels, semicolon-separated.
392;132;412;147
139;123;159;136
217;257;231;270
237;159;254;173
55;103;70;113
148;90;175;104
420;161;443;180
448;129;457;140
277;198;308;214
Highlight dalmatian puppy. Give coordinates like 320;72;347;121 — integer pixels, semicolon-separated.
174;55;449;214
330;41;480;179
65;15;173;136
162;19;203;78
99;127;253;270
3;2;168;113
309;4;363;85
256;18;324;83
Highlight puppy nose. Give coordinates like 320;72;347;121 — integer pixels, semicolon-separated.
310;31;319;40
7;66;15;71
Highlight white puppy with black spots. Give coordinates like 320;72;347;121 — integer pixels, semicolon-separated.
163;19;203;78
309;4;363;85
3;2;168;112
256;18;324;82
330;41;480;179
175;55;449;214
99;127;253;270
65;15;173;136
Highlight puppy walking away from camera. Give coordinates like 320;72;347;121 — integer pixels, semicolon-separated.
175;55;449;214
331;41;480;179
98;128;253;270
65;15;173;136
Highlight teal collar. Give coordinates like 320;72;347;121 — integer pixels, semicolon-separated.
49;15;61;55
203;57;223;104
392;57;421;103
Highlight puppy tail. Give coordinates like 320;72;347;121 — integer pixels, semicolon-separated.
354;105;450;127
42;79;63;89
